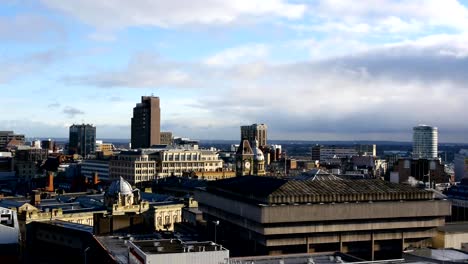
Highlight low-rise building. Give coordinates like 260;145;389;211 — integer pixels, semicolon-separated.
312;145;376;164
80;159;110;181
128;239;229;264
152;149;224;178
0;131;25;151
160;131;173;145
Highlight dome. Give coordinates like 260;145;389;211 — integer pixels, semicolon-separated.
252;140;265;161
107;176;133;196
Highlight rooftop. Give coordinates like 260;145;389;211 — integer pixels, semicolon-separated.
207;176;435;205
437;222;468;233
404;248;468;262
130;239;227;255
230;252;365;264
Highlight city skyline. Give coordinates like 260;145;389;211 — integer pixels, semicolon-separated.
3;1;468;142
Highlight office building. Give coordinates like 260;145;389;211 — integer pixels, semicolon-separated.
241;124;267;148
109;150;157;184
454;149;468;181
68;124;96;157
151;149;224;178
160;131;173;145
413;125;438;159
390;158;448;184
131;96;160;149
80;160;110;181
41;139;55;152
14;148;49;180
196;176;450;259
312;145;376;164
0;131;25;150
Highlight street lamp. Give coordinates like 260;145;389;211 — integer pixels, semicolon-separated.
213;220;220;244
84;247;90;264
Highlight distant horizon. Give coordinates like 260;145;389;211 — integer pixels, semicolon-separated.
20;137;468;146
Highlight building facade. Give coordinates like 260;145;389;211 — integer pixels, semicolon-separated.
160;131;173;145
0;131;25;150
241;124;267;148
196;176;451;260
131;96;161;149
312;144;376;164
80;160;110;181
413;125;438;159
69;124;96;157
109;151;157;184
454;149;468;181
151;149;224;178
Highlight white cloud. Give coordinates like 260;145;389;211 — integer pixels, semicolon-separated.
41;0;306;29
204;44;269;66
313;0;468;32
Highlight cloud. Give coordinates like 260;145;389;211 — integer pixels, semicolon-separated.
57;32;468;141
312;0;468;31
63;106;84;118
204;44;269;66
63;53;194;88
0;13;66;43
0;49;60;84
47;103;60;108
41;0;306;29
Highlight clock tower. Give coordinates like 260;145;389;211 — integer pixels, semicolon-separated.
235;139;254;177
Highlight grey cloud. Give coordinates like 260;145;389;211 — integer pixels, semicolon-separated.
0;49;61;84
59;36;468;142
63;106;84;118
0;13;66;43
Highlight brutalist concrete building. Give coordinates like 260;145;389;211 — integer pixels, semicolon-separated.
196;176;451;260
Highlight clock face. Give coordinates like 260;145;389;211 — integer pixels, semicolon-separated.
244;160;251;169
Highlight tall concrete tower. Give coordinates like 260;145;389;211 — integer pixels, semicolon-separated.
413;125;438;159
131;96;161;149
240;123;267;148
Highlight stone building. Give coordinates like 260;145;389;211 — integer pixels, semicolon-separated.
235;139;265;177
196;176;451;260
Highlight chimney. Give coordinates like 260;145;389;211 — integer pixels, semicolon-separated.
31;190;41;206
93;172;99;185
45;171;54;192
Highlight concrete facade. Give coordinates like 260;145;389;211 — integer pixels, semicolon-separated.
241;124;268;148
196;176;451;260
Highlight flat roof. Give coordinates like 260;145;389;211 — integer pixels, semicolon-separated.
230;252;365;264
130;239;227;255
405;248;468;261
438;222;468;233
208;176;434;205
39;220;93;233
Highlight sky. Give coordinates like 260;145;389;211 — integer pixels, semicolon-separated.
2;0;468;142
